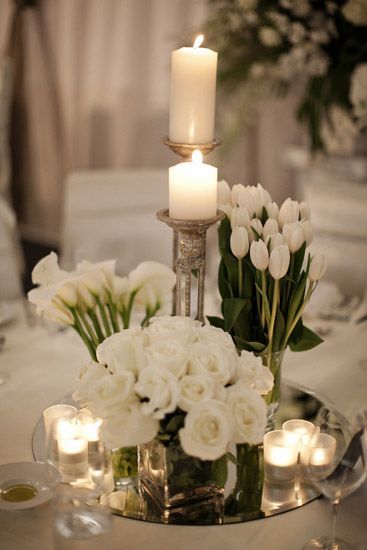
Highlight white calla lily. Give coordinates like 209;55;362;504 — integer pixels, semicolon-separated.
129;261;176;312
31;251;73;286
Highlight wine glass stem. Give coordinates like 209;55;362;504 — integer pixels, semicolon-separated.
330;498;340;549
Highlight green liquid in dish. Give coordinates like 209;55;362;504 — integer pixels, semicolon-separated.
1;484;38;502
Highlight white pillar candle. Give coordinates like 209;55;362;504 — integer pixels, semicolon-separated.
57;420;88;480
263;430;299;483
169;150;217;220
169;35;218;144
77;409;102;456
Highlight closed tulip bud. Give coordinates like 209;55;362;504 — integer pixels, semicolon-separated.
257;183;272;209
301;220;314;246
237;186;257;218
299;201;311;221
269;244;290;280
249;186;263;217
230;226;249;260
250;239;269;271
249;218;263;242
278;198;300;228
217;180;231;206
309;254;327;282
57;282;78;307
266;232;285;252
231;183;244;206
266;201;279;220
230;206;250;230
263;218;279;241
282;222;305;253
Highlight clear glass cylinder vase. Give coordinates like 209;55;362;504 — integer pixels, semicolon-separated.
112;446;138;488
138;439;225;510
258;350;284;432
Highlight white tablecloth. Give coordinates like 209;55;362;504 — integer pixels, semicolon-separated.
0;303;367;550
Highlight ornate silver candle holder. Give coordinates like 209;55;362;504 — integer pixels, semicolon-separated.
157;209;224;323
163;137;222;315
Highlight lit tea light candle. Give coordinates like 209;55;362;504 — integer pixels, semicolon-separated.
169;34;218;144
282;419;315;449
300;433;337;479
43;404;77;438
169;149;217;220
77;409;102;455
57;419;88;480
263;430;299;483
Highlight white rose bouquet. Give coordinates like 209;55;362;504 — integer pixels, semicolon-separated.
204;0;367;153
212;181;326;408
73;316;272;461
28;252;176;361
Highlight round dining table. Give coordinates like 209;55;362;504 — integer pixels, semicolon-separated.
0;301;366;550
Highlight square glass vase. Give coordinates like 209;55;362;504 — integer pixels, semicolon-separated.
138;439;224;509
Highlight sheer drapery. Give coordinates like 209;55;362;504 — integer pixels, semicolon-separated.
0;0;298;245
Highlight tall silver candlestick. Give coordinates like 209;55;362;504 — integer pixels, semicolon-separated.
157;209;224;323
163;137;222;315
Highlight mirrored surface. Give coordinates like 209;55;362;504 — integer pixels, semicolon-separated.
33;383;324;525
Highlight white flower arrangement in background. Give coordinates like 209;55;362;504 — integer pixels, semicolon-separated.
73;316;273;461
28;252;176;360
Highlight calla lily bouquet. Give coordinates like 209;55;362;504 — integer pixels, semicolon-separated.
210;181;326;372
28;252;176;361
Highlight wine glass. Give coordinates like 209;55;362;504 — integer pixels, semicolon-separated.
301;408;367;550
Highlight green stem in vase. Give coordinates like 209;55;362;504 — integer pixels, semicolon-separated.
261;270;267;329
96;296;112;337
281;282;314;349
267;279;279;368
238;260;243;298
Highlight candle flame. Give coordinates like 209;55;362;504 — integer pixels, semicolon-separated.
193;34;204;49
192;149;203;164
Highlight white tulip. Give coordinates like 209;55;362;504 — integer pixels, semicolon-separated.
217;180;231;206
236;186;257;218
249;218;263;242
263;218;279;241
230;206;250;230
266;201;279;220
218;203;233;218
256;183;272;210
248;186;263;217
301;220;314;246
278;198;300;228
282;222;305;253
250;240;269;271
266;232;285;252
230;226;249;259
231;183;244;206
299;200;311;221
269;244;290;279
309;253;327;281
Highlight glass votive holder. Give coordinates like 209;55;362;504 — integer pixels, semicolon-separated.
282;419;315;448
43;404;77;438
263;430;299;484
56;419;89;481
299;433;337;481
77;409;103;457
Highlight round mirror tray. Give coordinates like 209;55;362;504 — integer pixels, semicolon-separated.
32;382;324;525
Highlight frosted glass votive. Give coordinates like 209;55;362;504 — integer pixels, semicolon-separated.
282;419;315;445
300;433;337;480
264;430;299;483
43;404;77;438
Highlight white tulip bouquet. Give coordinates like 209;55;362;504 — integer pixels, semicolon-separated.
211;181;326;405
28;252;176;361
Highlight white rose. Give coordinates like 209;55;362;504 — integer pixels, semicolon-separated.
146;315;201;344
145;339;189;379
178;374;226;413
196;325;235;349
73;362;109;406
135;366;180;420
236;351;274;395
88;371;137;418
102;402;159;448
226;383;267;444
179;400;233;460
96;329;147;375
188;342;237;386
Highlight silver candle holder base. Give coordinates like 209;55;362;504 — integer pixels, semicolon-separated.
162;137;222;161
157;209;224;323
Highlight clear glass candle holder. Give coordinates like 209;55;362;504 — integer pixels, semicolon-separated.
43;405;77;438
300;433;337;481
263;430;299;484
282;419;315;449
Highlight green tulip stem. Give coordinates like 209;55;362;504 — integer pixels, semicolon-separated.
96;296;112;337
70;308;96;360
87;310;104;343
281;282;314;349
267;279;279;369
261;271;267;328
238;260;243;298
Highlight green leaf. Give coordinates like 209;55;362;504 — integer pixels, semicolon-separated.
207;316;225;330
226;451;238;466
218;259;232;299
222;250;239;292
261;206;269;225
218;216;232;253
223;298;247;332
234;335;266;352
287;272;307;328
233;298;253;341
272;308;285;352
289;324;324;352
211;454;228;489
292;242;307;284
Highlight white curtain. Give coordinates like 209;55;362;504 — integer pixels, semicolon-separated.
0;0;298;245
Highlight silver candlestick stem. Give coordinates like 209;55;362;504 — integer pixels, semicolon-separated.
157;209;224;323
163;137;222;315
